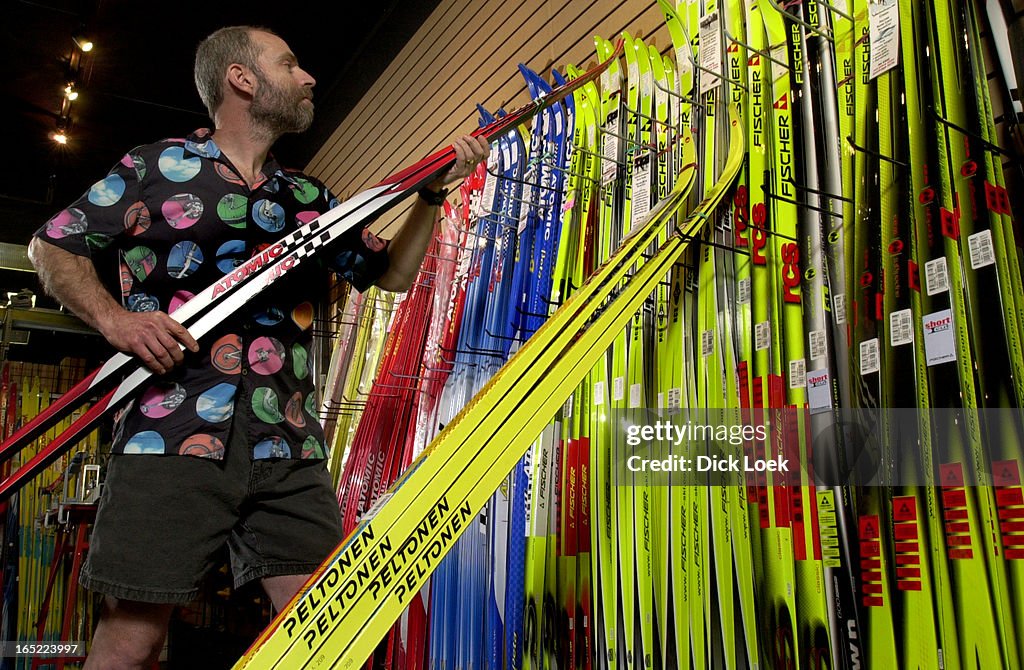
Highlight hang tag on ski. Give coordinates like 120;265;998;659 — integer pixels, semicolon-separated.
788;358;805;390
755;321;771;351
738;277;751;304
860;338;880;375
967;229;996;269
924;257;949;295
868;0;900;80
833;293;847;325
601;112;620;185
806;369;832;414
699;10;723;96
809;329;827;361
923;309;956;366
477;154;500;219
632;153;653;228
889;309;914;347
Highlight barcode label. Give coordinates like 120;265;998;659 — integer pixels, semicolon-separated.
613;377;625;402
925;257;949;295
593;381;605;405
668;387;682;410
702;329;714;357
968;229;996;269
809;329;828;360
738;277;751;304
789;358;806;389
889;309;914;346
755;321;771;351
833;293;847;325
563;394;574;418
629;383;642;408
860;338;880;375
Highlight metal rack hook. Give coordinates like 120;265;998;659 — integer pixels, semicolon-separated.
765;0;834;42
845;135;910;169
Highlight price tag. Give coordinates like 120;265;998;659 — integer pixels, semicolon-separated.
833;293;847;325
860;338;880;375
755;321;771;351
789;358;806;390
968;229;996;269
869;0;900;80
925;257;949;295
809;329;827;361
699;11;723;96
738;277;751;304
923;309;956;366
889;309;914;347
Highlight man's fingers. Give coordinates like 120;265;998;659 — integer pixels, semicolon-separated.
145;336;177;372
164;316;199;352
154;328;185;366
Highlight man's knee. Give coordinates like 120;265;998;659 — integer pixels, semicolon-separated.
85;597;174;669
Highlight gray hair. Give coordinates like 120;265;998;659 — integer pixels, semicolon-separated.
194;26;277;118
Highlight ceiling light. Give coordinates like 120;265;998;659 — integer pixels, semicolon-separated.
52;132;68;145
64;84;78;101
73;33;93;52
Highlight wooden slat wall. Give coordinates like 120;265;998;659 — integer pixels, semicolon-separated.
306;0;671;236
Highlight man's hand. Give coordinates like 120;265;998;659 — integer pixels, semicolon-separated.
98;310;200;375
434;135;491;187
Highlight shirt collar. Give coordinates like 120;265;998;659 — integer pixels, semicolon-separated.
183;128;287;188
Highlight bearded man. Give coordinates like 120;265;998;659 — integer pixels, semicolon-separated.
28;25;488;669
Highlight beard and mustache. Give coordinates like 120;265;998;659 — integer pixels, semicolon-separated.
249;69;314;136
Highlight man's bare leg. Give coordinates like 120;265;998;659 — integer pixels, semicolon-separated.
84;596;174;670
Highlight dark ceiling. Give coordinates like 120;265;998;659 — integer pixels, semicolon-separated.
0;0;438;315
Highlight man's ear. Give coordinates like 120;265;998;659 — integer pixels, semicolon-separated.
226;63;256;98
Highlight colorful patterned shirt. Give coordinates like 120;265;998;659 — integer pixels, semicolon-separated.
35;128;389;460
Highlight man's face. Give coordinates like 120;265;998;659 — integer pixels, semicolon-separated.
248;31;316;135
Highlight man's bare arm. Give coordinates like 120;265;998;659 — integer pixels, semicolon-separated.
28;237;199;374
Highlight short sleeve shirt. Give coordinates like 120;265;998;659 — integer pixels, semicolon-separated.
35;128;389;460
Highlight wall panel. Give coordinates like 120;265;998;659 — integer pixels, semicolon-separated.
307;0;671;236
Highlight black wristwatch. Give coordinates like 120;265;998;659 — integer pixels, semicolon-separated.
418;185;449;206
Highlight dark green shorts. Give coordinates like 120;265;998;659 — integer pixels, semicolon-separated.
80;430;343;604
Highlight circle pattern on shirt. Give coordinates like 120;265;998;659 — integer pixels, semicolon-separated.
88;174;126;207
168;290;195;315
217;193;248;228
179;433;225;458
215;240;246;274
251;387;284;424
162;194;204;229
126;293;159;313
168;241;204;279
211;334;243;374
252;199;286;232
248;336;285;375
300;435;324;459
291;302;314;330
215;162;246;186
295;211;319;225
292;344;309;380
254;436;289;459
304;392;318;420
121;152;147;178
124;430;165;454
124;201;151;235
253;307;284;326
292;178;320;204
158;146;202;183
45;208;88;239
123;246;157;282
196;383;236;423
139;382;186;418
285;391;306;429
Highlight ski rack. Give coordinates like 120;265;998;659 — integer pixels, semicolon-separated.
233;106;743;670
0;39;624;502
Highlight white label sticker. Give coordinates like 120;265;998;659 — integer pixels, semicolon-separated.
563;394;573;418
833;293;847;325
755;321;771;351
769;45;789;84
860;338;880;375
668;387;682;410
629;383;642;408
889;308;914;347
478;155;499;218
832;0;848;13
806;369;832;414
657;392;665;410
631;153;652;228
594;380;606;405
868;0;900;80
738;277;751;305
968;229;996;269
699;11;723;96
809;329;828;361
789;358;806;390
925;257;949;295
924;309;957;366
613;376;625;402
702;329;715;357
